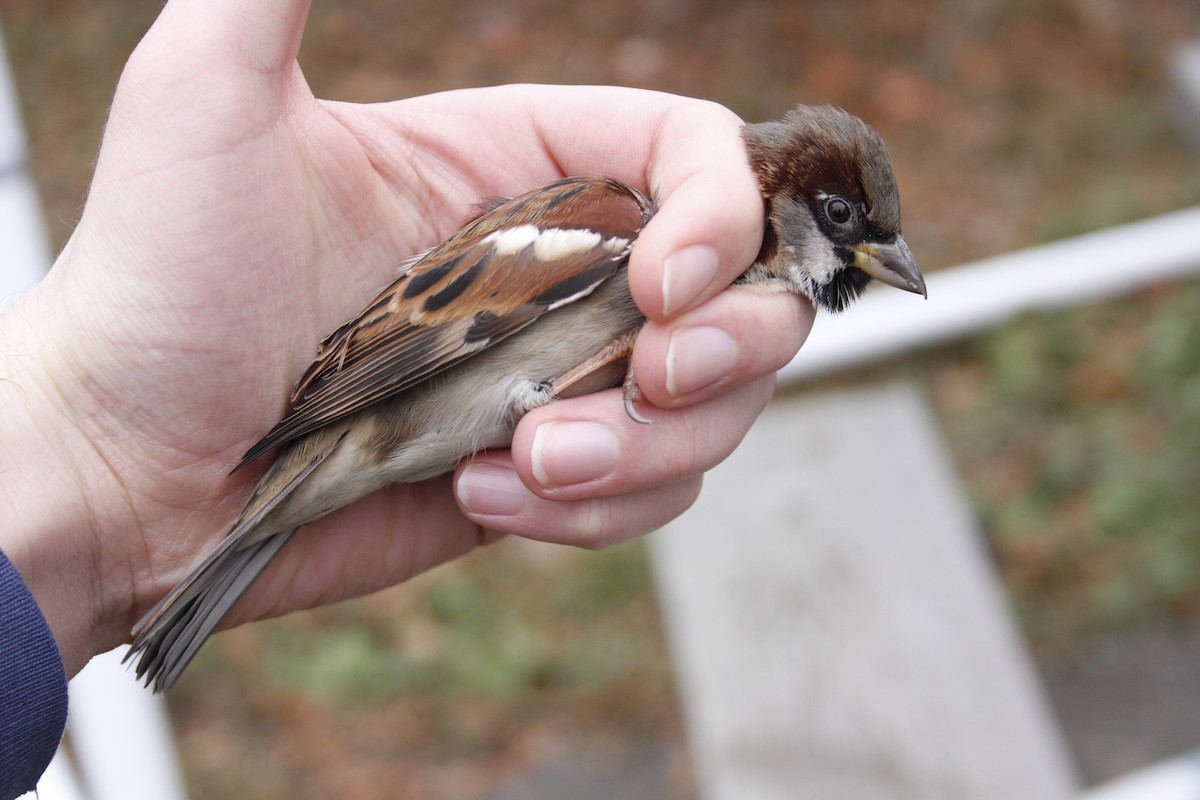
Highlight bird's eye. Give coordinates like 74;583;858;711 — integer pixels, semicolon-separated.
825;197;854;225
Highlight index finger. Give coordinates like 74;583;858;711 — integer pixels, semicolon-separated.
513;90;764;321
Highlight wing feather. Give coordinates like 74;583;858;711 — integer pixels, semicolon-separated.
237;177;653;468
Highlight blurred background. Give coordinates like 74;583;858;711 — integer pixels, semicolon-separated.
3;0;1200;797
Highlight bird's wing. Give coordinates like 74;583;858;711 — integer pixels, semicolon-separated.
237;177;653;468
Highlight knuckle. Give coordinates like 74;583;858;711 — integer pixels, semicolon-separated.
568;500;614;550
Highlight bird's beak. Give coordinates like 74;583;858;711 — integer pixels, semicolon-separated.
851;236;927;298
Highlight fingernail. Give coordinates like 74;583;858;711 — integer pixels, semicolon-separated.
666;326;739;398
457;462;528;516
531;421;619;488
662;244;720;316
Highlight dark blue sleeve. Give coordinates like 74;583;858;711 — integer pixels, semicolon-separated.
0;549;68;800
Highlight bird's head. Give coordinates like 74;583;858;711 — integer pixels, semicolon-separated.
742;105;925;313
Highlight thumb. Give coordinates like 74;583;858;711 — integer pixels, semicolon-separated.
147;0;311;76
95;0;314;178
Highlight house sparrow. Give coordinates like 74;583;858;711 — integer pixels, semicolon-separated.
128;104;925;691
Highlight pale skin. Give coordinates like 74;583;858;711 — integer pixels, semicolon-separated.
0;0;813;678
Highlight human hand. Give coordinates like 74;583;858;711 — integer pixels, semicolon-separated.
0;0;812;676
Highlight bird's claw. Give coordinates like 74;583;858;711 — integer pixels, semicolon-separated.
624;391;653;424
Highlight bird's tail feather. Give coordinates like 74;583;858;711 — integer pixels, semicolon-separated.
125;530;296;692
125;435;343;692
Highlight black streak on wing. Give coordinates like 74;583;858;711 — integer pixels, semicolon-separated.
402;254;461;299
422;251;491;312
544;181;588;210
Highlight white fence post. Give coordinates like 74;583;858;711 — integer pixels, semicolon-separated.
653;383;1079;799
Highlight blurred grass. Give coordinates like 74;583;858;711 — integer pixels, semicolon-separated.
172;539;679;797
3;0;1200;797
926;280;1200;649
223;538;666;708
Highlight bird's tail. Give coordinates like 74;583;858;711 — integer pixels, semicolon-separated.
125;528;296;693
126;429;347;692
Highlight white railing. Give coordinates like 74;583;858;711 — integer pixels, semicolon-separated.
780;205;1200;384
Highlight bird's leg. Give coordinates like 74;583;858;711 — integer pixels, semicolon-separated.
548;328;651;424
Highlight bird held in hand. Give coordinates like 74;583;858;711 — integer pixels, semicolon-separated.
127;104;926;691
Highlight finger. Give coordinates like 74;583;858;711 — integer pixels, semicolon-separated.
632;289;814;409
508;88;764;319
630;105;765;320
456;378;775;508
107;0;313;165
505;88;765;319
456;459;704;549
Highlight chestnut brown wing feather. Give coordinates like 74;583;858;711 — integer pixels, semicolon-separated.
237;177;653;468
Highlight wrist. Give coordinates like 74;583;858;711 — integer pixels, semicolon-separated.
0;286;127;676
